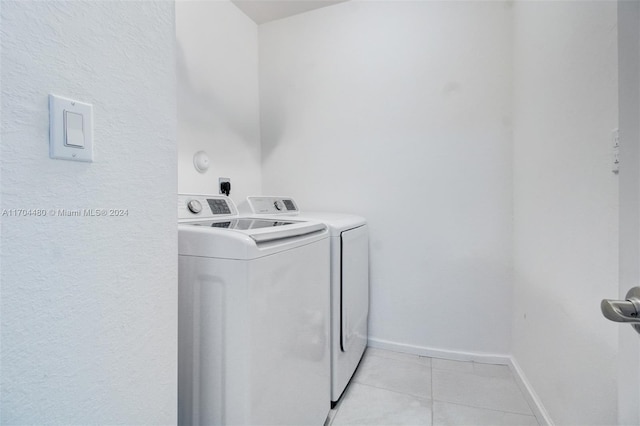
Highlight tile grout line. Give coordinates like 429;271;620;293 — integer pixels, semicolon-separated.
431;398;537;418
329;391;348;426
351;380;433;402
430;362;535;422
341;349;533;425
367;353;433;368
430;360;434;426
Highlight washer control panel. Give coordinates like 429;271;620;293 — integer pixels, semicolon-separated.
246;196;299;215
179;194;238;221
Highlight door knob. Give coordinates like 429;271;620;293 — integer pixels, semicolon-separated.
601;286;640;334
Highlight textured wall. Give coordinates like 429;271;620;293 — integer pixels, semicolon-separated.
0;1;178;423
176;0;261;205
511;2;619;424
259;1;514;356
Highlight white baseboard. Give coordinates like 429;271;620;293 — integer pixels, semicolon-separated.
367;337;552;426
508;357;554;426
367;337;511;365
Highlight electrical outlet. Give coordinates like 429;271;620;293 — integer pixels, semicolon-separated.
219;177;231;196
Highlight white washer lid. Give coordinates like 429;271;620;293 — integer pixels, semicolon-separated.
178;220;327;260
245;196;366;236
292;212;366;236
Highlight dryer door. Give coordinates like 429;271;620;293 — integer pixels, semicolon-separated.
341;225;369;352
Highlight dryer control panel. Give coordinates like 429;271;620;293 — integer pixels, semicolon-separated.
247;196;299;215
178;194;238;221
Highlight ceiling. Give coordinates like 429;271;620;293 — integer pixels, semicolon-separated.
231;0;348;24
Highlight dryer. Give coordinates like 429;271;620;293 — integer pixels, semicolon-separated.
245;196;369;405
178;194;330;425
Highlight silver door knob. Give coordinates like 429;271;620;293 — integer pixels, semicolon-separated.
601;286;640;334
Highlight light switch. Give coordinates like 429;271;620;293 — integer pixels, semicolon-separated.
64;111;84;148
49;94;93;162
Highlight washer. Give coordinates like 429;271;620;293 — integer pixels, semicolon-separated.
244;196;369;405
178;194;330;425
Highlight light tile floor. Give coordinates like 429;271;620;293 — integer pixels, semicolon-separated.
327;348;539;426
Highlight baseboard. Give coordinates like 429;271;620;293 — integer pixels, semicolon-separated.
508;357;554;426
367;337;511;365
367;337;552;426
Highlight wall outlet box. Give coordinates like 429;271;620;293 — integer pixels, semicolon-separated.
219;177;231;195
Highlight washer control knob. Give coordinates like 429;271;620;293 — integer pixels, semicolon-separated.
187;200;202;214
274;200;283;211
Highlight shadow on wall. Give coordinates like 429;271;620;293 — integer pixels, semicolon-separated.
176;41;256;146
255;72;289;162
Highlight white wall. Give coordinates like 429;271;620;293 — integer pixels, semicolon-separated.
511;2;619;425
0;1;177;423
176;0;261;206
617;0;640;424
259;1;514;356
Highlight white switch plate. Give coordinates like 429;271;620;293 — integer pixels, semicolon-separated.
49;94;93;162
